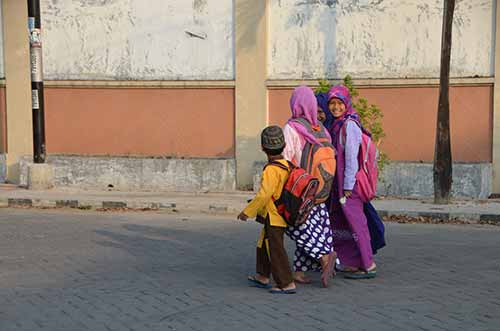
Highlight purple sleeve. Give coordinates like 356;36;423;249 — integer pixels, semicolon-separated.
344;121;362;190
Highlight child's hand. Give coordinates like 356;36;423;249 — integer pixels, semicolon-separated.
237;212;249;221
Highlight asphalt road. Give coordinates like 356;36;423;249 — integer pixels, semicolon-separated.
0;208;499;331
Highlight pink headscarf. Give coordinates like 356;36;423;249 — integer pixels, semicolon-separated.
327;84;364;143
288;85;329;145
327;85;357;119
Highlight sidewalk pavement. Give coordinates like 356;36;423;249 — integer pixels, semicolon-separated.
1;184;500;222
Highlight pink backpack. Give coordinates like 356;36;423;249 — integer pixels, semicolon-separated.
341;120;379;202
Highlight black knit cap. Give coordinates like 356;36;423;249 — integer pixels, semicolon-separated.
261;125;285;150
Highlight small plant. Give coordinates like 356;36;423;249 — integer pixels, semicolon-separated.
316;75;389;174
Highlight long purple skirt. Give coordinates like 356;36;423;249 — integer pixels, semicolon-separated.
330;189;374;270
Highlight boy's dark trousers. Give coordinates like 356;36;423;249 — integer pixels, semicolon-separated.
256;217;293;288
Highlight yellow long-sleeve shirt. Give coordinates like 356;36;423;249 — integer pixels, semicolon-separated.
243;159;290;228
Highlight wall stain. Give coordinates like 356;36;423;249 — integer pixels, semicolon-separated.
185;31;207;40
193;0;208;25
40;0;233;80
193;0;207;13
270;0;494;79
79;0;118;7
296;0;337;6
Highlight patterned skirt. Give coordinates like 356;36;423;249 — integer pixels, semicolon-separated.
286;203;334;272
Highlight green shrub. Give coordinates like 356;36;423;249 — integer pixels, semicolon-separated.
316;75;389;173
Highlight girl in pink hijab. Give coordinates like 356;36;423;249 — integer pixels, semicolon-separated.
282;85;337;287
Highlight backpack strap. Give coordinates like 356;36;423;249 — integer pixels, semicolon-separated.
291;118;329;141
263;160;294;206
339;119;362;147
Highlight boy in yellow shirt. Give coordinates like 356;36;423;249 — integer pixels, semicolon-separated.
237;126;296;294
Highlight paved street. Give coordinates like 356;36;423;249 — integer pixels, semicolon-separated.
0;208;499;331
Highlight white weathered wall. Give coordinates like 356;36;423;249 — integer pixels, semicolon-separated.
0;0;4;79
269;0;495;79
42;0;234;80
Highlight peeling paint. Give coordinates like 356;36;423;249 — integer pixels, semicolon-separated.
41;0;234;80
269;0;495;79
270;0;338;79
0;0;4;79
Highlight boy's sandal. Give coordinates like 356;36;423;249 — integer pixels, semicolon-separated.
269;288;297;294
343;268;377;280
248;276;272;289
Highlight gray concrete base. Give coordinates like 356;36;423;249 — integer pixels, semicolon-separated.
378;162;492;199
253;161;268;192
253;161;492;199
5;155;492;197
19;155;236;192
27;163;54;190
0;154;6;183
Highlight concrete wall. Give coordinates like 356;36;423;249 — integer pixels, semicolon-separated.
19;155;236;192
0;0;4;79
377;162;492;199
0;153;5;183
0;1;3;152
269;85;493;162
44;87;235;158
2;0;33;184
0;87;5;153
269;0;495;79
253;160;492;199
234;0;269;189
41;0;234;80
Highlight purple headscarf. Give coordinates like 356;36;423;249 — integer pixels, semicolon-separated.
288;85;326;145
327;85;361;140
316;92;334;130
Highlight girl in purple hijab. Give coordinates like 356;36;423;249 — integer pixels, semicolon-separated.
316;92;334;129
282;86;336;287
326;85;377;279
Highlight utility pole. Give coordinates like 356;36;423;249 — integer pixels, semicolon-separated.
28;0;46;163
434;0;455;204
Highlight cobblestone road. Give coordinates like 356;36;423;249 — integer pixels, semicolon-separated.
0;208;499;331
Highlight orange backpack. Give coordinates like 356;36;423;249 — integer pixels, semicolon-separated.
292;118;336;204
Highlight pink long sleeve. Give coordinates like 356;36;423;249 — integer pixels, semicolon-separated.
283;124;305;166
